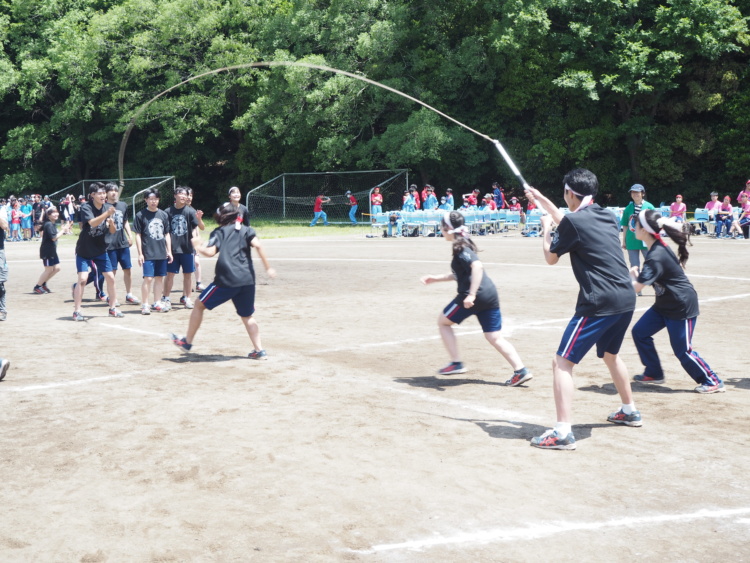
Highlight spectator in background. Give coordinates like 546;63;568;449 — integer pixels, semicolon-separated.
309;193;331;226
345;190;358;224
704;191;721;234
438;197;451;211
462;189;480;207
424;186;438;210
444;188;454;210
20;197;33;240
481;193;497;211
715;195;734;238
737;180;750;204
403;187;417;212
669;195;687;222
620;184;655;277
730;192;750;239
32;194;45;239
370;186;383;219
227;187;250;226
492;182;506;209
421;185;430;207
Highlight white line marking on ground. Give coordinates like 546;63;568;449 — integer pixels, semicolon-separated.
3;365;182;392
354;507;750;553
98;323;166;337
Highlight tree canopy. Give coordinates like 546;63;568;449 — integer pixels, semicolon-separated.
0;0;748;207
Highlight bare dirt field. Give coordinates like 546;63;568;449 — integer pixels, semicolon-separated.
1;228;749;562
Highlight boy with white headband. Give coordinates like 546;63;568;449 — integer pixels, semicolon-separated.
524;168;640;450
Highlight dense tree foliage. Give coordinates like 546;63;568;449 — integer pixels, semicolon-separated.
0;0;748;207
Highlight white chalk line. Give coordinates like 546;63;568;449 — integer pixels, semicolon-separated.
354;506;750;553
3;365;183;392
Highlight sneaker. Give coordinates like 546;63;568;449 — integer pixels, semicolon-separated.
97;292;108;302
0;358;9;382
108;308;124;318
72;311;86;322
151;301;165;313
183;297;194;309
694;382;726;394
195;282;206;291
437;361;466;375
33;285;45;295
530;429;576;450
505;368;533;387
41;283;51;293
248;349;268;360
141;305;151;315
125;294;141;305
0;311;6;321
607;408;643;427
170;333;192;352
160;299;171;312
633;374;665;384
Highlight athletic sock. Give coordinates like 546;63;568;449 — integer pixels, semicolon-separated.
514;367;528;375
554;422;572;437
621;403;636;415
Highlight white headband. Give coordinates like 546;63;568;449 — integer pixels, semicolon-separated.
638;210;678;235
443;212;470;237
565;183;593;211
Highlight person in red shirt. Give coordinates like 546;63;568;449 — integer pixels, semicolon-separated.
462;189;480;207
345;190;358;224
737;180;750;204
421;185;430;207
508;197;522;211
309;193;331;226
482;194;497;210
370;186;383;221
730;192;750;238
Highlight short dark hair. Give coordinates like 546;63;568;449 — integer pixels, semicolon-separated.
563;168;599;198
145;188;160;200
105;182;118;193
216;202;240;226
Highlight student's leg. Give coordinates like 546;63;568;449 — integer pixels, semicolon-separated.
185;299;206;344
631;307;666;379
153;276;165;304
437;313;460;362
194;255;202;287
240;315;262;351
163;272;176;299
665;317;722;386
104;271;117;309
310;212;321;226
484;331;524;371
552;354;575;423
141;276;153;305
627;249;641;268
603;352;634;406
123;268;133;295
74;269;89;312
182;272;192;300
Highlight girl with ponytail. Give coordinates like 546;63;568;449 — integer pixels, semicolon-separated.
420;211;531;385
629;209;724;393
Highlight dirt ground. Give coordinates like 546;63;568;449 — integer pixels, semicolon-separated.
1;228;749;562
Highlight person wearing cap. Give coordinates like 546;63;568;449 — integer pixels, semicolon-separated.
462;188;480;207
345;190;358;224
620;184;655;274
481;193;497;211
669;195;686;222
524;168;640;450
507;197;522;212
227;187;250;226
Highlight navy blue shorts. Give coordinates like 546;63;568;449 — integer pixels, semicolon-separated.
42;255;60;267
166;253;195;274
143;259;167;278
76;252;113;275
557;311;633;364
443;299;502;333
199;283;256;317
107;247;132;270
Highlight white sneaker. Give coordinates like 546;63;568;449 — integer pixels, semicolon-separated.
183;297;194;309
160;299;171;312
151;301;164;312
141;305;151;315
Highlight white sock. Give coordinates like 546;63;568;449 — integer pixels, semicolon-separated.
554;422;572;437
621;403;636;415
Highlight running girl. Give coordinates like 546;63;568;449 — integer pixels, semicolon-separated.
420;211;531;386
171;203;276;358
34;207;62;294
630;209;724;393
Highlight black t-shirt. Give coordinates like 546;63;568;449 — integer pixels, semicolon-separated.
637;243;699;320
106;201;131;250
209;225;256;287
450;246;499;311
550;204;636;317
0;225;4;250
75;202;112;259
40;221;58;259
32;201;44;222
133;208;170;260
167;204;199;254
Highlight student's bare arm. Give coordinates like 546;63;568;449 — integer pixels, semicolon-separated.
541;215;560;265
251;238;276;278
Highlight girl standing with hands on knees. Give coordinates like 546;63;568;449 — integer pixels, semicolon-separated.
420;211;531;386
630;209;724;393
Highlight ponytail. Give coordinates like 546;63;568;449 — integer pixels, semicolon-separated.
640;209;689;268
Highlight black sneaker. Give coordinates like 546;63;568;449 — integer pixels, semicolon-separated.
0;358;9;381
41;283;51;293
33;285;45;294
505;367;533;386
530;429;576;450
437;361;466;375
170;333;192;352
